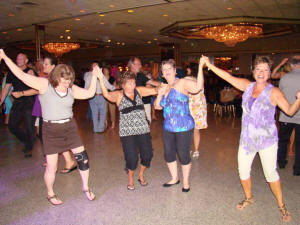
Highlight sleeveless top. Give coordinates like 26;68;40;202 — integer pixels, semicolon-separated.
160;88;194;132
39;84;74;121
240;82;278;154
118;89;150;137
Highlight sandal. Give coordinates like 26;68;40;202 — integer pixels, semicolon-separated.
138;178;148;186
278;204;291;222
47;194;63;205
83;189;96;201
60;164;77;174
127;185;135;190
237;196;254;210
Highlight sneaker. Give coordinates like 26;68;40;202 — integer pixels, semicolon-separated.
192;151;200;158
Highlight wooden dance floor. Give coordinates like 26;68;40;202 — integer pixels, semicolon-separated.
0;101;299;225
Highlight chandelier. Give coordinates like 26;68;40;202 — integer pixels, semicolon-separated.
198;23;263;47
43;42;80;56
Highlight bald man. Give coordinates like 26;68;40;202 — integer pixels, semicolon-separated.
0;53;38;157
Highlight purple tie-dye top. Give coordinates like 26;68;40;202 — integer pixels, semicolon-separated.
240;82;278;154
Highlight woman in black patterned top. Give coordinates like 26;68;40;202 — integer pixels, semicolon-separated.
99;70;157;190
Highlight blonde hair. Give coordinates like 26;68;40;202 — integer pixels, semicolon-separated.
48;64;75;87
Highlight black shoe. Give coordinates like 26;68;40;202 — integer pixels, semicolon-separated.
163;180;180;187
278;160;288;169
293;171;300;176
182;187;190;192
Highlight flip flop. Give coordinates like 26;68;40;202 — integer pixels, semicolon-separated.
127;185;135;190
82;189;96;201
138;179;148;186
47;194;63;205
60;165;77;174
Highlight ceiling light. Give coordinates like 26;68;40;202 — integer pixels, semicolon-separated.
99;14;105;17
138;29;142;32
121;42;125;46
227;7;232;10
75;18;81;21
109;4;115;8
100;22;105;25
43;42;80;56
154;38;158;41
17;28;23;31
117;42;120;45
67;36;71;40
80;10;85;13
65;29;71;32
108;39;111;43
147;41;152;44
60;35;64;39
127;10;134;13
163;14;168;17
199;23;263;47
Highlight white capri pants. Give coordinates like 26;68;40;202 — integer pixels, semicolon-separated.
238;144;280;182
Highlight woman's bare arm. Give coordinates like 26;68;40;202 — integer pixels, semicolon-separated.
0;49;48;92
202;56;251;91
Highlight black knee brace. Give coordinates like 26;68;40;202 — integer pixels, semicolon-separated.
74;150;89;171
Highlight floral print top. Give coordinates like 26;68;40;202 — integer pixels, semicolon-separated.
160;88;194;132
240;82;278;154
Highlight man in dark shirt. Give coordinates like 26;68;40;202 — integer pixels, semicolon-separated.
0;53;38;157
127;57;160;123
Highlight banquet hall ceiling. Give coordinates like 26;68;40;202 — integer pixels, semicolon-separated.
0;0;300;48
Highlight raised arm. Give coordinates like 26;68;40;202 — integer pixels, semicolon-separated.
136;86;158;97
98;69;119;103
72;66;98;99
202;55;251;91
271;58;288;79
0;49;48;92
272;88;300;116
154;83;168;110
183;57;205;94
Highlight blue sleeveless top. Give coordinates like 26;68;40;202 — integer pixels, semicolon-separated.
160;88;194;132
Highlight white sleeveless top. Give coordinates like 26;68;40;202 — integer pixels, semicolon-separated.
39;84;74;120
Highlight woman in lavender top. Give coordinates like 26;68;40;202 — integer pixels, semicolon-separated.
202;55;300;222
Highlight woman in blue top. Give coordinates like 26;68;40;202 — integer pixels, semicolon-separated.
154;58;204;192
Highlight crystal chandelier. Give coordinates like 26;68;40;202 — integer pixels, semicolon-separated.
198;23;263;47
43;42;80;56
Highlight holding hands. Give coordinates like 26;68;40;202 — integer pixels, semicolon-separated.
92;65;104;79
200;55;210;66
157;83;168;96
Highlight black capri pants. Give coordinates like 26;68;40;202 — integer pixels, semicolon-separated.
120;133;153;170
163;129;193;165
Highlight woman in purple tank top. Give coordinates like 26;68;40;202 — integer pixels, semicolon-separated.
201;55;300;223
